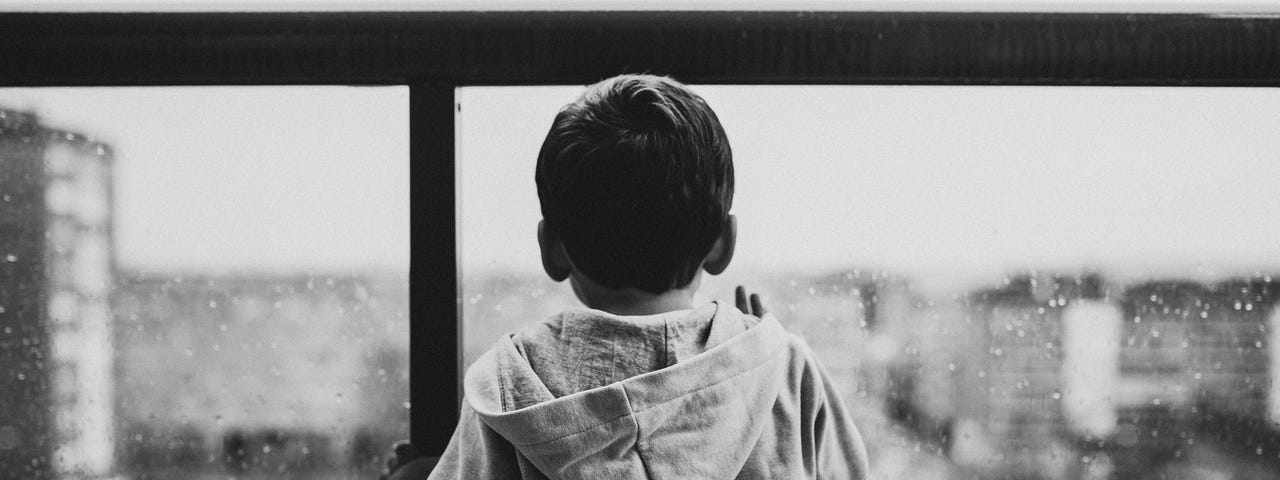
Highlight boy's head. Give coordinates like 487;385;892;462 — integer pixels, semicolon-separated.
535;74;735;298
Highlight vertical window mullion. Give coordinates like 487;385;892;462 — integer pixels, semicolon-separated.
409;82;460;454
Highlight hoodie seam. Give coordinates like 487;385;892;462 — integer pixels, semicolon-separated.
622;385;655;479
626;340;787;414
512;410;635;447
497;355;511;412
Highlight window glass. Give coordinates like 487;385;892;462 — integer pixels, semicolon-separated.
0;86;409;478
459;85;1280;479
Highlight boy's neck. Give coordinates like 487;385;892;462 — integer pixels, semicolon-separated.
570;273;699;316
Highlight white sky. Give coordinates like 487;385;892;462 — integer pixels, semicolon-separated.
0;86;410;274
5;84;1280;289
460;85;1280;291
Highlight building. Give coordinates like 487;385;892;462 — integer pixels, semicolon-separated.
111;271;410;477
1195;279;1275;422
1117;278;1276;421
0;109;115;479
949;273;1121;479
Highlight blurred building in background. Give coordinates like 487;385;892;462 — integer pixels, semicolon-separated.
913;273;1280;479
1110;278;1279;477
1;107;411;480
112;271;410;478
944;274;1097;479
0;109;115;479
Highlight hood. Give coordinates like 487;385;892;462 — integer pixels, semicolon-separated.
462;302;794;479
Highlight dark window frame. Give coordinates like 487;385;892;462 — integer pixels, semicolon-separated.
1;10;1277;455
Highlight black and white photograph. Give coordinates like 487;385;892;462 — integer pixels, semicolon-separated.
1;1;1279;479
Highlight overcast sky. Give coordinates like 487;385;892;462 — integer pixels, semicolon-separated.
0;86;410;275
4;84;1280;290
460;85;1280;292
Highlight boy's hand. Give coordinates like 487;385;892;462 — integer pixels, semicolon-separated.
734;285;769;318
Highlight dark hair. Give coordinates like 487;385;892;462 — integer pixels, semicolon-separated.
535;74;734;294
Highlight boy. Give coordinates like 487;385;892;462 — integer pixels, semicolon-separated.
392;74;871;479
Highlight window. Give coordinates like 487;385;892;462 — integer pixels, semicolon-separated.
459;85;1280;479
0;86;409;478
0;10;1276;480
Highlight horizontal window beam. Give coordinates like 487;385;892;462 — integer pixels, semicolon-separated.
0;12;1276;86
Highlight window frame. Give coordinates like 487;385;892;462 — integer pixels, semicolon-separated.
1;10;1277;455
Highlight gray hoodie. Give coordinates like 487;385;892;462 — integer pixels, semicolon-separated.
424;302;872;480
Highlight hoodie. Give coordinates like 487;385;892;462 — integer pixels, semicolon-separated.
423;301;872;480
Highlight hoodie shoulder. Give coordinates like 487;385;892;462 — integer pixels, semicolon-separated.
453;306;873;480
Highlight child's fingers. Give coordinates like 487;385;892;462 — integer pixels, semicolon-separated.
750;293;766;316
735;285;748;313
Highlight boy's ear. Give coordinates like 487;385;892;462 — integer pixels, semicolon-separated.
537;220;572;282
702;215;737;275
